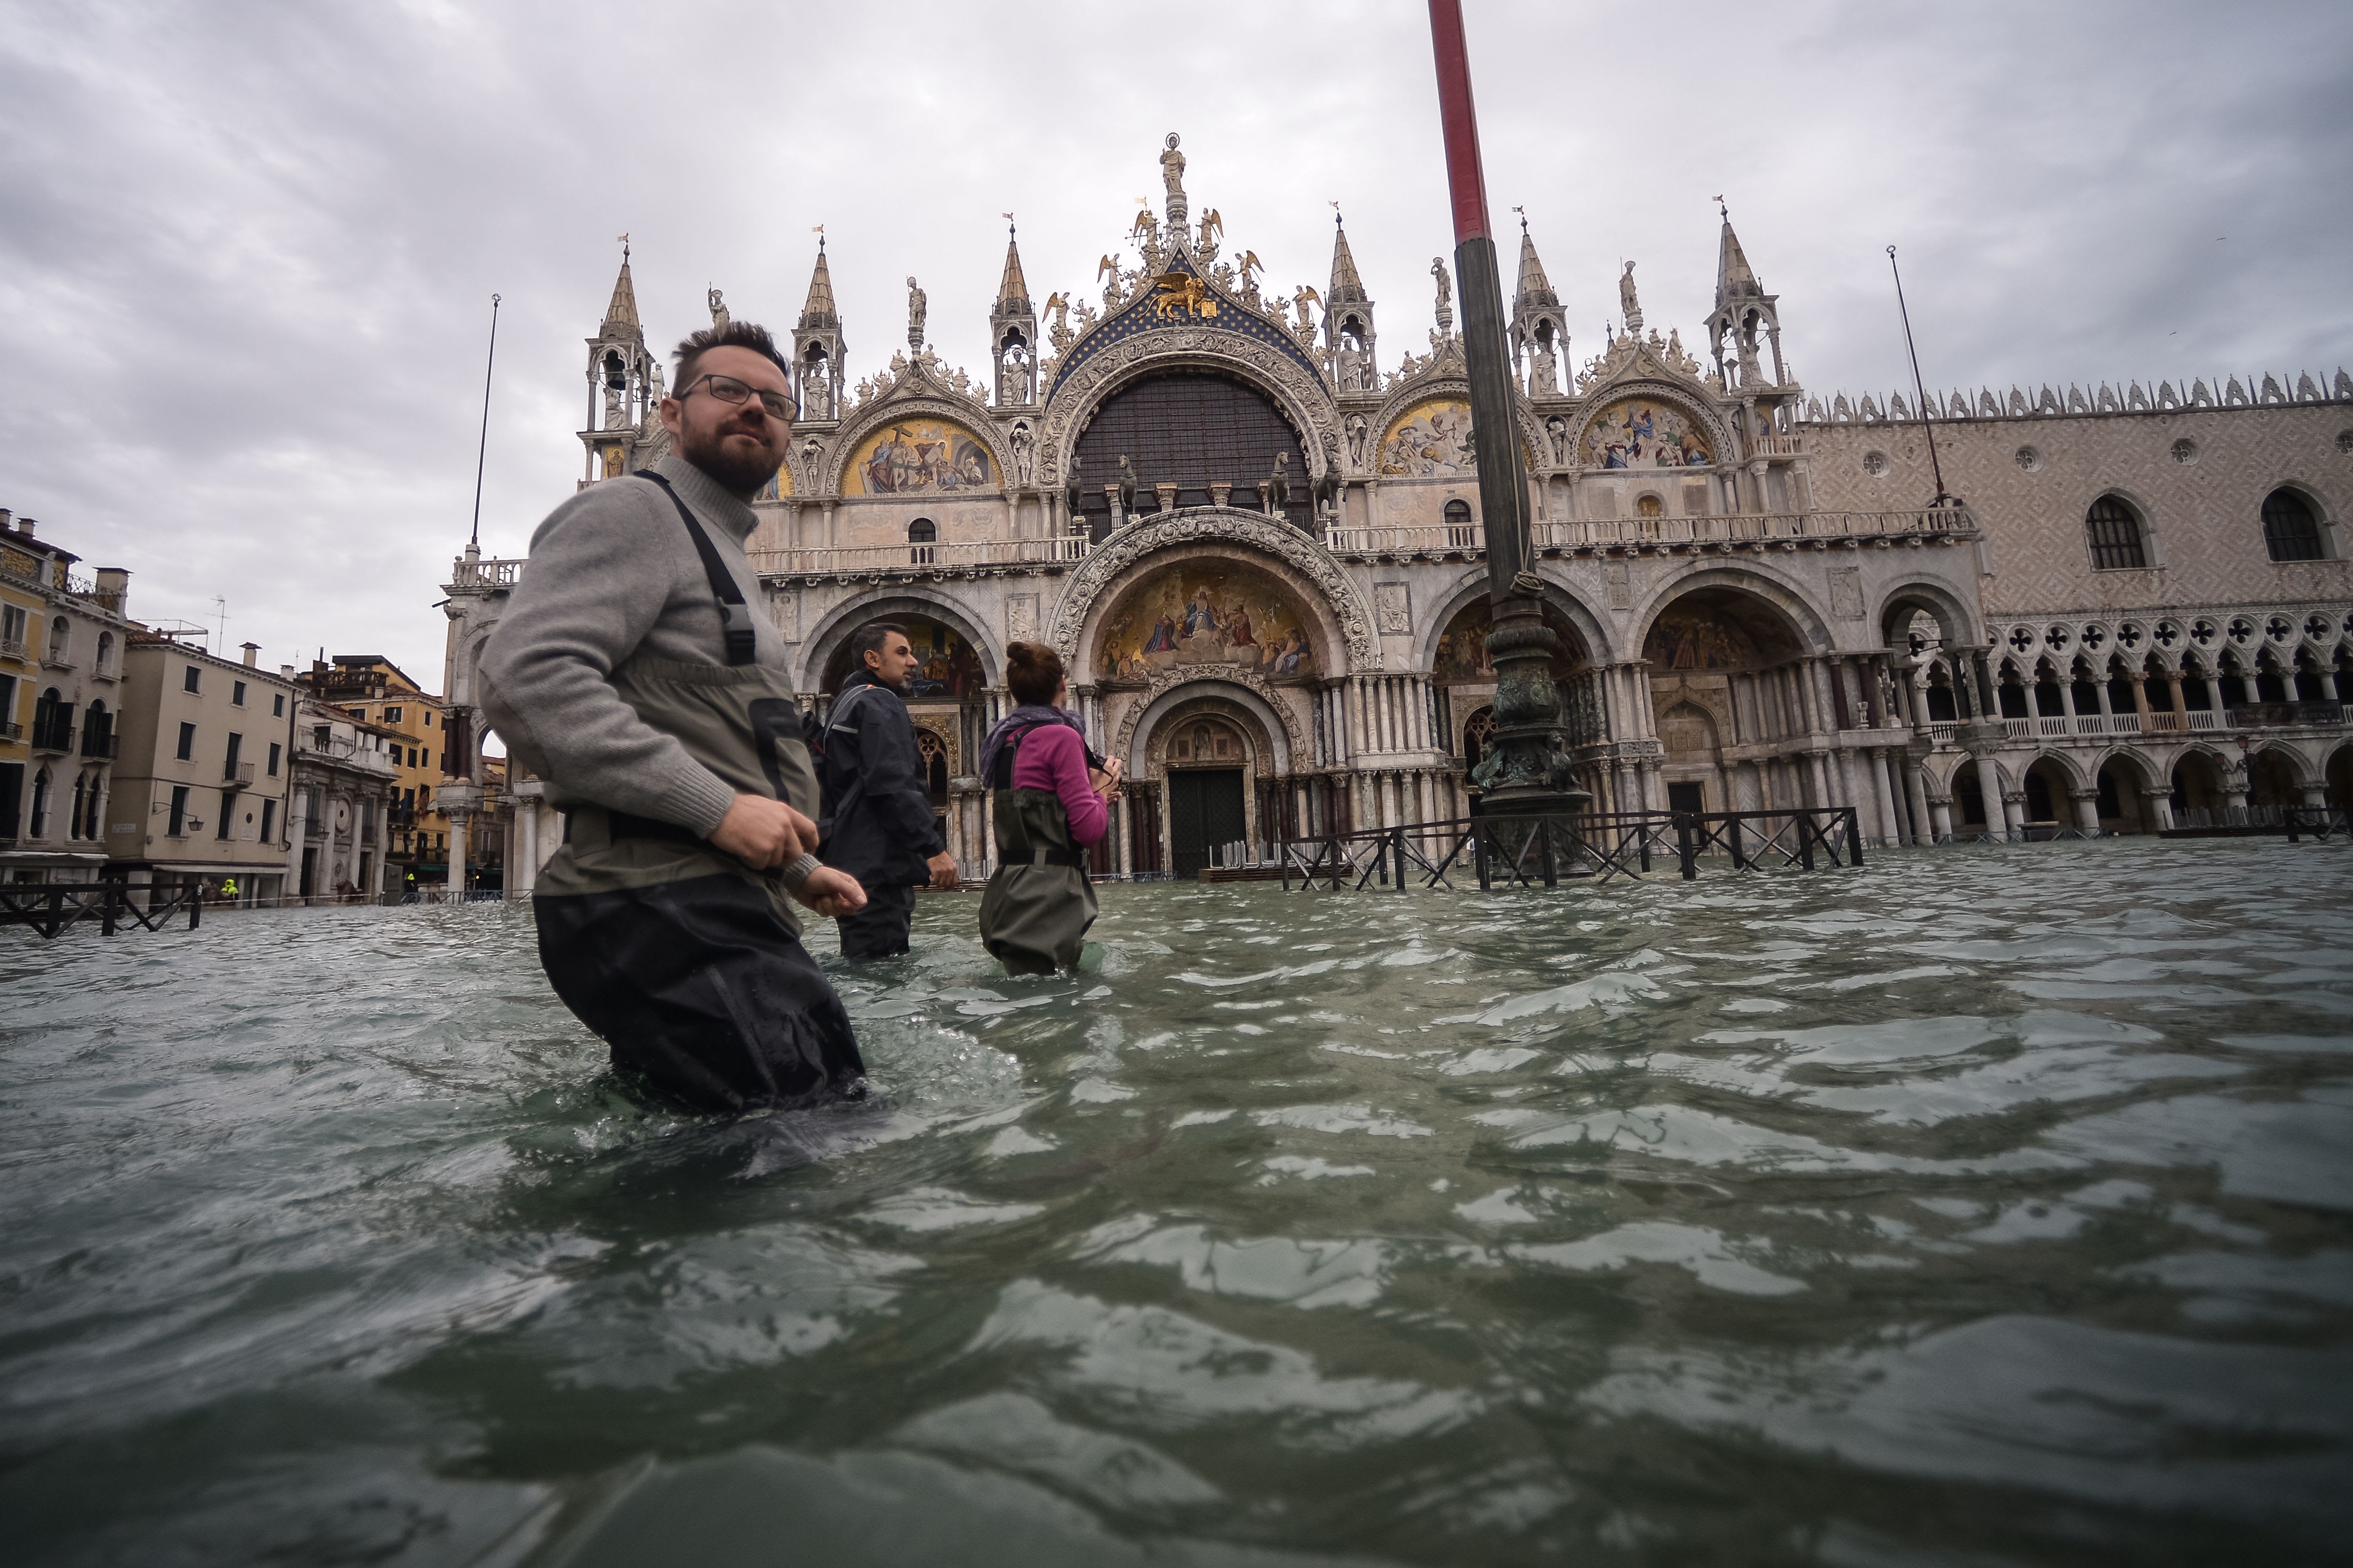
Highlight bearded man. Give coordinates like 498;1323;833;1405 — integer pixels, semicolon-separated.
481;321;871;1112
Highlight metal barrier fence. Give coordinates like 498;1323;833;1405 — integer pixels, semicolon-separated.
0;884;203;938
1273;807;1865;892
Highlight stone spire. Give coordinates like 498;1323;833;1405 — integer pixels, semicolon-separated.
1327;214;1368;304
793;235;846;420
1322;214;1377;394
1509;214;1567;398
1513;218;1558;309
798;236;840;331
995;228;1031;316
1704;201;1781;388
1714;214;1763;308
602;245;641;332
991;221;1039;406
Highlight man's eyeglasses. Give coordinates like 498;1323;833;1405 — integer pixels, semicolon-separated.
677;373;796;419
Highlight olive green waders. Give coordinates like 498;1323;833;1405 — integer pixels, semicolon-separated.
976;726;1099;976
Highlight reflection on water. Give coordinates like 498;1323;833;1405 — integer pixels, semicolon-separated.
4;840;2351;1565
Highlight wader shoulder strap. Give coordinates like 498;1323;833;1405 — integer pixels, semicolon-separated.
638;471;756;666
815;684;881;842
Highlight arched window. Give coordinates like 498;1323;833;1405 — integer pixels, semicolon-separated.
2261;488;2325;562
907;517;937;564
28;769;50;839
82;699;111;758
95;631;113;674
2085;495;2146;570
1442;498;1476;548
47;616;69;663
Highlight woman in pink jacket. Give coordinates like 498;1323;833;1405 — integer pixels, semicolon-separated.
976;642;1122;974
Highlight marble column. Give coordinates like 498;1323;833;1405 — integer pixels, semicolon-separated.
1873;749;1904;845
1904;756;1933;845
1972;754;2004;839
2142;789;2174;832
1929;794;1953;840
2072;789;2101;833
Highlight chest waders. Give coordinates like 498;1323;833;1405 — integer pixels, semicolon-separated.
976;724;1099;975
530;472;864;1112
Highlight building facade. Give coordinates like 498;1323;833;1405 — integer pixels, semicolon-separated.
286;693;402;900
297;655;449;894
108;635;301;903
0;511;138;886
444;138;2352;885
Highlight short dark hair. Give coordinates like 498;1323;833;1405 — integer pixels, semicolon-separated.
851;621;908;668
672;321;793;399
1005;641;1063;706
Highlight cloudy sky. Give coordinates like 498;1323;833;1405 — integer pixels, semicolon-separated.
4;0;2348;687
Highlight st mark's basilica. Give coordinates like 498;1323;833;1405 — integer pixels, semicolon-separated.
439;134;2353;887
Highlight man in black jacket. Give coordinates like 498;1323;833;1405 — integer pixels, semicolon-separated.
819;621;958;960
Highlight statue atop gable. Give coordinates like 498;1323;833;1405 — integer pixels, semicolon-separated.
905;276;927;353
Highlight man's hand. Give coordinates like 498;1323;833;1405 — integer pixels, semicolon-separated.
793;865;867;918
709;793;815;869
926;851;959;890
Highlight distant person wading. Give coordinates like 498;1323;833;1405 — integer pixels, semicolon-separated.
976;642;1120;975
813;622;959;961
479;320;870;1113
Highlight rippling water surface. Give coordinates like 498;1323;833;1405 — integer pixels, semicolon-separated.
6;840;2352;1566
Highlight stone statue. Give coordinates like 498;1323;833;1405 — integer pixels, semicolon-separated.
1009;420;1034;485
906;276;927;352
1160;132;1185;201
1618;261;1641;331
1346;413;1368;467
707;286;729;330
1530;344;1558;396
1117;454;1139;516
1043;292;1072;353
1195;208;1222;259
1431;258;1454;337
803;434;824;481
1292;285;1321;338
1065;453;1083;522
1268;451;1291;515
1546;415;1568;465
1336;342;1359;390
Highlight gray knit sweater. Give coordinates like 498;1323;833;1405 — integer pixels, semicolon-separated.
479;454;788;837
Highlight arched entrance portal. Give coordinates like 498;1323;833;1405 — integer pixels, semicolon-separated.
1431;594;1605;809
1641;586;1811;816
820;612;988;851
1072;370;1309;537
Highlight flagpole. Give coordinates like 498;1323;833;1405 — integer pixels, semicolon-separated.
469;293;502;548
1428;0;1585;817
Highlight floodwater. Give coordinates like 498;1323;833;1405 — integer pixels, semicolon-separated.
5;842;2352;1567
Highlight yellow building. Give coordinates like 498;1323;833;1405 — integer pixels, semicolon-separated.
299;655;449;893
0;508;137;883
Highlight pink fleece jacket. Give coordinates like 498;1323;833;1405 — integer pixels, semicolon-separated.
1011;723;1107;846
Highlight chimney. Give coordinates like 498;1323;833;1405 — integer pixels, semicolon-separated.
16;517;33;537
93;567;129;617
279;663;296;681
241;641;260;668
0;510;11;531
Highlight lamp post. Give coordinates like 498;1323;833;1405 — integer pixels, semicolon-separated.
1428;0;1588;818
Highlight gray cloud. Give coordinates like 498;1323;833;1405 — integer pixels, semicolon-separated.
3;0;2346;683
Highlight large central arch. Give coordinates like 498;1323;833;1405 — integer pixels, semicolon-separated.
1050;508;1374;674
1068;369;1309;534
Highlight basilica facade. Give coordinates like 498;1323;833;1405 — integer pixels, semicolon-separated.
441;135;2353;889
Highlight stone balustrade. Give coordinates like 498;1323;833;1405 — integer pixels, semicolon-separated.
1324;506;1976;560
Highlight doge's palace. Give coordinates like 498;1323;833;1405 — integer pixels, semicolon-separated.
441;136;2352;891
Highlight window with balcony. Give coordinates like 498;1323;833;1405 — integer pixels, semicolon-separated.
2262;488;2326;562
32;688;72;751
176;721;196;761
168;783;189;836
2085;495;2147;570
1;604;27;654
81;700;111;758
183;665;201;694
908;517;937;564
225;732;243;778
1443;499;1476;549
